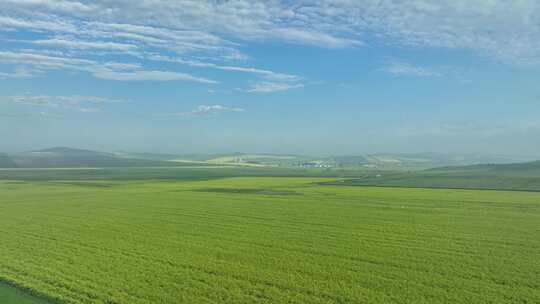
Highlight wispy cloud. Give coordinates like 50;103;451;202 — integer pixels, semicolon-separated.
0;51;94;70
242;82;304;93
30;37;138;51
0;67;40;79
9;95;125;106
146;55;299;82
6;94;125;114
1;0;539;94
0;112;32;118
92;69;218;83
2;1;540;66
0;15;77;33
0;51;217;83
0;111;64;119
381;60;443;77
38;111;64;119
159;105;245;117
379;58;474;82
78;107;101;113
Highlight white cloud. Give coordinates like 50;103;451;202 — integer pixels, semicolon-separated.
1;0;95;14
193;105;244;115
379;58;474;81
146;54;299;81
242;81;304;93
0;15;77;33
102;62;140;71
92;69;218;83
7;94;124;114
269;28;361;48
55;95;125;104
0;51;217;83
160;105;245;117
30;37;137;51
79;107;101;113
1;1;539;66
381;61;443;77
1;0;540;91
10;95;54;106
0;51;94;70
38;111;64;118
0;112;32;118
340;1;540;66
0;67;40;79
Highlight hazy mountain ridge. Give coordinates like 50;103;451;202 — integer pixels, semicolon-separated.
175;152;537;169
430;160;540;171
0;147;537;169
3;147;209;168
0;153;17;168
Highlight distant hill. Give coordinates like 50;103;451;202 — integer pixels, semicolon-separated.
0;153;17;168
329;160;540;192
175;153;312;167
361;152;535;169
2;148;536;171
329;155;370;167
113;152;181;161
430;160;540;173
174;152;535;170
4;147;209;168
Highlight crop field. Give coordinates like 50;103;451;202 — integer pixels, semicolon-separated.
332;162;540;192
1;177;539;303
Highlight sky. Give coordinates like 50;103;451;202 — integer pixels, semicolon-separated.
1;0;540;156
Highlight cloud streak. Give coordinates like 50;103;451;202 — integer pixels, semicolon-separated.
381;60;443;77
0;51;217;83
242;82;304;93
2;1;540;66
9;95;124;106
30;37;138;51
92;69;218;83
6;94;126;114
1;0;540;93
159;105;245;117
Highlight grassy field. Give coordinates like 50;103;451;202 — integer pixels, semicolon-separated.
326;162;540;192
1;176;539;303
3;163;540;192
0;167;368;181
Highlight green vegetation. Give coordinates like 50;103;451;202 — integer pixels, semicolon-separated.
1;177;539;303
0;167;366;181
3;158;540;191
332;161;540;191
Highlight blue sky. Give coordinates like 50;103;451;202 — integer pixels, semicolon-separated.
1;0;539;155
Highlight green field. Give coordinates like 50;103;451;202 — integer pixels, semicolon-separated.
326;161;540;192
1;176;539;303
0;167;367;181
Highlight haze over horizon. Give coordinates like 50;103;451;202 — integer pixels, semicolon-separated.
1;1;540;156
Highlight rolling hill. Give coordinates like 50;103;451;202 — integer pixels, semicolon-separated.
3;147;209;168
2;147;536;172
0;153;17;168
172;152;535;169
